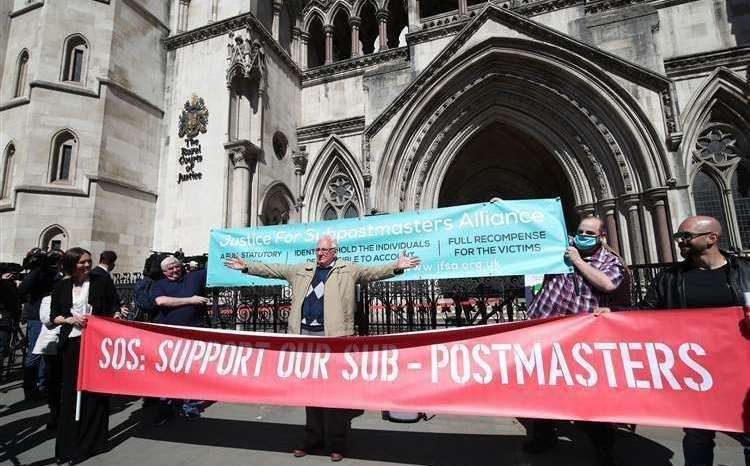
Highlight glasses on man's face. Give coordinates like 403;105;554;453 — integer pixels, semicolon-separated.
672;231;713;242
315;247;336;254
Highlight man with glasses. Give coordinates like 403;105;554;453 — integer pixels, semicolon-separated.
524;216;626;466
598;215;750;465
224;234;420;462
639;216;749;466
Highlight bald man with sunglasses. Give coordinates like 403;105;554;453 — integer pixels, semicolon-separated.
597;215;750;466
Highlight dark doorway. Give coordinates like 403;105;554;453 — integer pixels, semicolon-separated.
437;122;579;232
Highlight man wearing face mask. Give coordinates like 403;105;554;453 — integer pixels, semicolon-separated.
597;215;750;466
524;215;626;466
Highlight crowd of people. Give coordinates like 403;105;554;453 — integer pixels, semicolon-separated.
0;213;748;466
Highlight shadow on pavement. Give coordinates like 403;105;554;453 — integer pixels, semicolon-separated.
0;413;54;465
100;404;674;466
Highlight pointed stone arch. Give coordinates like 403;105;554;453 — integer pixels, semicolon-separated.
260;181;295;225
302;6;326;33
326;0;353;25
39;224;69;251
681;67;750;251
303;136;365;222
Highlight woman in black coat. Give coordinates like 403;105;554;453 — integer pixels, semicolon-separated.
51;247;120;464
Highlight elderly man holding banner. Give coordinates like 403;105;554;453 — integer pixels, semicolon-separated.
224;234;420;462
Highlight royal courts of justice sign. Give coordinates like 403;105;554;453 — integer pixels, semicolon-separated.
207;199;571;286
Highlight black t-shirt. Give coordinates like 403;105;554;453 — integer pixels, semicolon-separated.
683;264;737;308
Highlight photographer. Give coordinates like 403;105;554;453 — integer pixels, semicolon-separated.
18;248;63;400
0;267;21;373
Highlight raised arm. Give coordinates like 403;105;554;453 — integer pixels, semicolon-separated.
224;257;295;281
356;251;421;282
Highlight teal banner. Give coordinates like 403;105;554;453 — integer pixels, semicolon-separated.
207;199;571;287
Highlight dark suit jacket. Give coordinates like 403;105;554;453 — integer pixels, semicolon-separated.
90;266;122;306
51;273;120;348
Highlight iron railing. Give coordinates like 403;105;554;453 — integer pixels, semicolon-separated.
113;263;669;335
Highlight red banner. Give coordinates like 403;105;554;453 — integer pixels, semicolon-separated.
78;308;750;432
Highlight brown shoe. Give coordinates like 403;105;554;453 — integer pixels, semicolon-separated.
292;449;306;458
330;452;344;462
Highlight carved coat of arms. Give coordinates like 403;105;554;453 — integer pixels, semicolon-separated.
178;94;209;139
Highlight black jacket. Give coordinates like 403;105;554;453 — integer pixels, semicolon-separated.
90;266;122;306
50;274;120;348
639;253;750;309
18;267;58;320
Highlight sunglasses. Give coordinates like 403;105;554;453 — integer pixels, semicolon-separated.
672;231;713;242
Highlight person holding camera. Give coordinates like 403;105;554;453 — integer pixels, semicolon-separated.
18;248;63;400
150;255;208;425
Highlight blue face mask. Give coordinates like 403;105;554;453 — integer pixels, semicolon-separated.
574;234;599;251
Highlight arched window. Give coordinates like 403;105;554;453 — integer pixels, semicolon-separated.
321;169;360;220
50;131;76;183
731;162;750;247
1;143;15;199
62;35;88;83
692;170;731;249
261;183;294;225
306;15;326;68
40;224;68;251
386;0;407;48
331;8;351;62
14;50;29;98
359;1;379;55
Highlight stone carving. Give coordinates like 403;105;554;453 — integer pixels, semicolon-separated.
664;46;750;77
326;171;356;207
577;135;611;198
296;116;365;142
272;131;288;160
227;27;267;90
695;126;740;165
301;47;409;82
178;94;208;139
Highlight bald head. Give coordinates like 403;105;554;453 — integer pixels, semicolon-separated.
676;215;723;260
679;216;722;236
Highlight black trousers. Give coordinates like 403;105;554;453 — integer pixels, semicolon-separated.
44;353;62;422
56;337;109;462
304;406;352;453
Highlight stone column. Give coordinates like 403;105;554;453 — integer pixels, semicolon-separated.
292;146;309;222
350;16;361;57
575;203;595;218
300;32;309;69
324;25;333;64
407;0;420;32
646;189;674;263
376;10;388;51
177;0;190;33
458;0;468;16
598;199;621;255
291;27;301;64
224;141;260;227
622;194;646;264
271;0;282;40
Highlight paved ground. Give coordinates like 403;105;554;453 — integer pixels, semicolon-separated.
1;376;746;466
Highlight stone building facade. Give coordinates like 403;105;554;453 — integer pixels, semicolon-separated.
0;0;749;271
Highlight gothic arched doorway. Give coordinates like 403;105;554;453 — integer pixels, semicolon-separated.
437;122;579;231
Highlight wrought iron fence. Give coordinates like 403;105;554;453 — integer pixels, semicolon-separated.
113;262;669;335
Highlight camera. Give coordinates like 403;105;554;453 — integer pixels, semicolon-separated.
22;248;62;273
0;262;22;280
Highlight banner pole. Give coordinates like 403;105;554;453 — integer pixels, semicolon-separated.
75;391;81;422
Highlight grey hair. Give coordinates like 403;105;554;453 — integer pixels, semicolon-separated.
318;234;338;248
160;255;180;270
